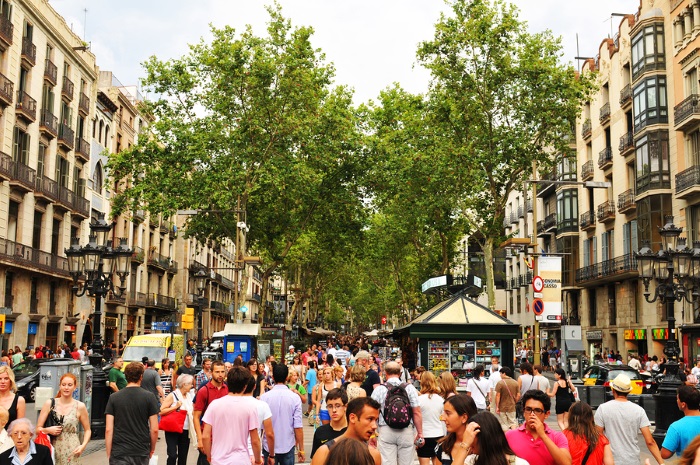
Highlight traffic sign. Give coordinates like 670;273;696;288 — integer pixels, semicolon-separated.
240;305;248;314
152;321;179;331
532;298;545;316
532;275;544;293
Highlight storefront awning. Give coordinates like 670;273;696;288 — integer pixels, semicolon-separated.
565;339;585;352
394;293;519;339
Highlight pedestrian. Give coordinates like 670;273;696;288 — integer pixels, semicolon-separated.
466;364;490;412
495;367;520;431
564;402;612;465
159;358;174;396
141;359;165;405
0;367;23;426
321;437;375;465
438;372;458;401
417;372;444;465
594;374;665;465
261;364;306;464
243;373;274;464
314;367;339;426
311;388;348;458
196;358;213;391
193;360;228;465
201;367;261;465
533;365;550;392
105;362;160;465
355;351;381;396
346;364;367;403
286;369;307;404
489;357;503;414
173;354;196;388
108;358;127;392
661;385;700;459
452;411;530;465
396;358;411;383
371;361;424;465
505;389;571;465
546;368;575;430
160;374;196;465
310;397;382;465
433;394;477;465
0;419;52;465
36;373;91;465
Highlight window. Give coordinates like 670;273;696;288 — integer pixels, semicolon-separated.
601;230;614;261
636;194;672;249
631;23;665;81
92;161;103;193
12;127;29;164
556;236;579;287
622;220;639;256
32;211;42;250
557;153;577;181
55;155;69;188
686;67;698;96
556;188;578;232
42;84;54;114
37;143;46;178
635;130;670;193
583;237;597;267
633;76;667;131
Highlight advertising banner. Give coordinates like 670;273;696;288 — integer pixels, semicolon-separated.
537;256;562;323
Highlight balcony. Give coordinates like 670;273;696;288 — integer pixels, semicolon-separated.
8;161;36;192
167;259;178;274
581;119;592;139
575;253;637;286
543;213;557;232
620;84;632;107
526;199;533;212
617;189;636;213
145;293;176;310
15;90;36;122
0;15;13;49
536;219;550;237
58;123;74;151
510;212;518;224
619;132;634;158
0;73;12;107
61;76;74;102
596;200;615;223
54;185;74;212
221;276;235;290
0;237;70;277
517;205;524;218
133;209;145;223
505;279;512;291
104;291;126;306
20;37;36;68
147;250;172;272
78;92;89;116
674;94;700;132
581;160;594;181
34;176;58;203
598;147;613;170
0;151;12;181
536;168;557;198
75;136;89;162
44;59;57;86
250;293;262;303
128;291;147;308
39;109;58;139
211;301;226;314
73;195;89;218
503;216;510;228
159;222;168;234
131;246;145;264
580;211;596;231
599;103;611;125
676;165;700;199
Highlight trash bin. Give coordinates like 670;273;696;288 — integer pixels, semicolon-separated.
38;360;82;398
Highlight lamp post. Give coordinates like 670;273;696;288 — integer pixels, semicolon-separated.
65;212;132;439
194;269;208;370
635;215;700;446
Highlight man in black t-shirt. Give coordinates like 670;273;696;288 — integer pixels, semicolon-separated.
173;353;197;388
311;388;348;458
105;362;160;465
355;350;381;397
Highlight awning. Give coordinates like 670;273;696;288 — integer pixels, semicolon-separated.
565;339;585;352
220;323;261;337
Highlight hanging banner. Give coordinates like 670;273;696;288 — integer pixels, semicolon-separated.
537;256;562;323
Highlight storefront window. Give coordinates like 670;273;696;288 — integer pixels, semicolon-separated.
633;76;668;132
635;130;670;194
631;23;665;81
556;188;578;233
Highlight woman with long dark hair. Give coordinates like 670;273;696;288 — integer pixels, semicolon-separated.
450;412;529;465
564;402;613;465
434;395;477;465
547;368;574;430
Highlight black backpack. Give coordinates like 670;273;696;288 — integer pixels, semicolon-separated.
382;383;412;429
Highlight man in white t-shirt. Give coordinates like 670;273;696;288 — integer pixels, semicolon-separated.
488;356;503;414
691;360;700;378
628;355;642;371
532;365;550;392
244;373;274;460
466;366;491;411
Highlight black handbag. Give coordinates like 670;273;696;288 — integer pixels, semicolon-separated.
43;398;64;432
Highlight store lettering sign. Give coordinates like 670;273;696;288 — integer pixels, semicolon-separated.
624;329;646;340
585;331;602;340
652;328;668;340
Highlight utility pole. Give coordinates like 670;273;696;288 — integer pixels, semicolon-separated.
531;160;540;365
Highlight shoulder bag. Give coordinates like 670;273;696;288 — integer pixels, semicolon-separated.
44;398;64;432
158;391;187;433
470;378;490;408
567;380;578;403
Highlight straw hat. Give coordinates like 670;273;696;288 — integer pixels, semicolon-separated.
610;373;632;393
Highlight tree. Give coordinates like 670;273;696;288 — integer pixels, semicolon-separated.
108;5;365;322
416;0;595;309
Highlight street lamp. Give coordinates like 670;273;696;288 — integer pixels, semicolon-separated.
65;212;132;439
635;215;700;445
194;269;209;369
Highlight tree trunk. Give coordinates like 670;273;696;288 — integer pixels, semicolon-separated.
483;236;496;311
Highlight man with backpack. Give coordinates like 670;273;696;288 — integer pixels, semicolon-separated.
371;361;423;465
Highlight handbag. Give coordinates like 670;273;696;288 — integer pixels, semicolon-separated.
44;398;64;432
568;381;578;403
158;391;187;433
470;379;490;408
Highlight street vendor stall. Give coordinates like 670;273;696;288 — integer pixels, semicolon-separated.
394;293;519;390
220;323;261;363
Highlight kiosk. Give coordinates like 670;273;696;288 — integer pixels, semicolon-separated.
220;323;261;363
394;293;519;390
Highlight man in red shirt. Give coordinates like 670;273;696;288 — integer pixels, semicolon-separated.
194;360;229;465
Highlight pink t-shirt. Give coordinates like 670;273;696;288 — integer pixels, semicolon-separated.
202;395;259;465
506;425;569;465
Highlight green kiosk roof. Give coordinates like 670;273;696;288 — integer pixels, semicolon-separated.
395;293;520;339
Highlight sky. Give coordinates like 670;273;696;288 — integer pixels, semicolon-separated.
47;0;636;104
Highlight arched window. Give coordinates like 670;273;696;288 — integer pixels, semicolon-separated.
92;161;103;193
99;120;104;144
105;124;110;145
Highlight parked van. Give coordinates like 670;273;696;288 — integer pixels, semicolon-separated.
122;334;185;370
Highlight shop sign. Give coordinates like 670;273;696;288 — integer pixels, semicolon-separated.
105;317;118;329
27;323;37;335
537;256;562;324
652;328;669;340
64;325;76;332
586;330;603;340
624;329;646;340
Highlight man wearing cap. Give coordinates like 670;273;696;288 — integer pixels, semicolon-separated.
285;346;296;365
355;350;381;397
594;373;665;465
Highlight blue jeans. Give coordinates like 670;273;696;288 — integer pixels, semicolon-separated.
263;447;295;465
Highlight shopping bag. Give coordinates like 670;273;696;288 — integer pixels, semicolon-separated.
149;454;159;465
